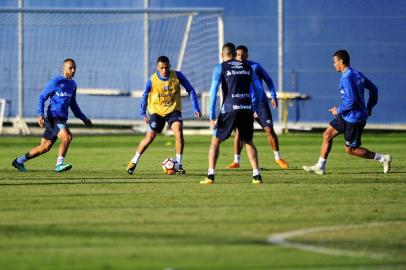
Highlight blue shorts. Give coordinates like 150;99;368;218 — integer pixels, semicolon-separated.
43;116;67;142
148;111;183;133
329;114;366;148
255;102;273;128
214;110;254;142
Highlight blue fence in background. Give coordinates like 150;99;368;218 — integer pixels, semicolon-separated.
0;0;405;125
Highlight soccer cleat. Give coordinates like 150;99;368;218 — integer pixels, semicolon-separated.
382;154;392;174
126;161;137;175
227;161;240;169
252;174;263;184
176;165;186;174
12;159;27;172
200;177;214;184
275;159;289;169
302;165;325;175
54;163;72;172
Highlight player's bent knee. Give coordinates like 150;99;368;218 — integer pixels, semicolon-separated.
40;145;52;153
67;133;73;143
323;131;334;141
146;132;157;141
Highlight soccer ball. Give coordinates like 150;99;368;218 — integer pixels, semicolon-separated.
162;158;178;175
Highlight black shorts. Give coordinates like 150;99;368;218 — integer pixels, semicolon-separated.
214;110;254;142
255;102;273;128
329;114;366;148
42;116;67;142
148;111;183;133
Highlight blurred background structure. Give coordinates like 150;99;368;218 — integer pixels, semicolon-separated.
0;0;405;134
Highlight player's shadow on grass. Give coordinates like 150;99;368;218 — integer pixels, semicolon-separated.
0;224;268;246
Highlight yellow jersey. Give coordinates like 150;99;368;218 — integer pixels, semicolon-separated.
147;70;182;116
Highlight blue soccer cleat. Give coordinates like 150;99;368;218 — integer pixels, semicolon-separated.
55;163;72;172
12;159;27;172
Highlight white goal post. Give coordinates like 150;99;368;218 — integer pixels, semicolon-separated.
0;7;224;130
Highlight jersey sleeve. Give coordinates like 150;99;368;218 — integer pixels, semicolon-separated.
209;64;222;120
364;76;378;111
337;77;355;114
250;69;263;112
70;85;88;121
37;79;55;117
176;71;201;113
140;79;152;117
256;63;276;98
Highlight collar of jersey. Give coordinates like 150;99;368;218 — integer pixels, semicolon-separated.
342;67;352;77
156;71;170;81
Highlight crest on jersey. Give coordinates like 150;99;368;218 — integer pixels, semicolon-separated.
228;61;243;69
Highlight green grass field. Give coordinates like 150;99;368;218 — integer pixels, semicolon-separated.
1;132;405;270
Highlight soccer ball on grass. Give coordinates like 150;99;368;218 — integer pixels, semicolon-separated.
162;158;179;175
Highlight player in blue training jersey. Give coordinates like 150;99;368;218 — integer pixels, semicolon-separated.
303;50;391;175
126;55;202;175
227;45;289;170
200;42;264;184
12;59;92;172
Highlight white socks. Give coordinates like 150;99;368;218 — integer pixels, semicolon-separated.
317;157;327;169
176;154;183;165
374;153;384;162
208;168;215;175
131;152;141;164
273;151;281;160
252;169;260;177
234;154;240;163
57;156;64;166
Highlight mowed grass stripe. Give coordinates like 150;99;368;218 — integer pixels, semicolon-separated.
0;132;405;270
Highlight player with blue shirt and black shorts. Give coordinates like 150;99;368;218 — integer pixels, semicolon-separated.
200;42;265;184
126;55;202;175
303;50;392;175
12;59;92;172
227;45;289;170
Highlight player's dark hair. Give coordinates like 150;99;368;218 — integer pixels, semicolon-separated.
222;42;236;57
236;45;248;54
333;50;350;66
63;58;76;65
157;55;170;64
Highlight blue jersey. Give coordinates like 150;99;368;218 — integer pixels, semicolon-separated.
140;71;200;117
37;75;87;121
208;60;263;120
248;60;276;103
337;67;378;123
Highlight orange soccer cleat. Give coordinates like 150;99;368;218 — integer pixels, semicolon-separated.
226;161;240;169
275;159;289;169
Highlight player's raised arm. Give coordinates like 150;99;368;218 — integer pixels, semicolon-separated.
209;64;222;122
176;71;201;118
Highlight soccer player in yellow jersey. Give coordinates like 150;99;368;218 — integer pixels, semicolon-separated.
126;56;202;175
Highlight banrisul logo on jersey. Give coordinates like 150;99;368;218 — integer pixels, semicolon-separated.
55;92;72;97
226;70;251;76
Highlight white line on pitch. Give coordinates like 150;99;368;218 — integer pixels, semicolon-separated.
267;221;405;260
